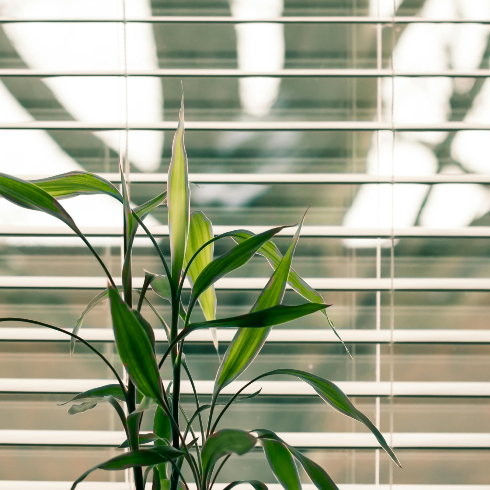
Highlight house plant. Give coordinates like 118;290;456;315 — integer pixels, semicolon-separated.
0;96;400;490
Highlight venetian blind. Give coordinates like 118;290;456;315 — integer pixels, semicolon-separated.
0;0;489;489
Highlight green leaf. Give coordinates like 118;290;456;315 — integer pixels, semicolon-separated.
119;432;158;449
108;288;165;406
185;304;328;338
71;289;110;354
68;401;97;415
154;405;171;446
160;479;186;490
152;274;173;303
256;370;401;467
232;231;344;347
201;429;257;480
120;166;133;303
184;211;218;351
255;430;337;490
189;224;293;315
31;171;122;202
59;384;126;405
259;436;302;490
71;446;184;490
0;172;81;234
223;481;269;490
168;93;190;286
216;215;306;392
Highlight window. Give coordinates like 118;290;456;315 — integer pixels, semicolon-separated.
0;0;489;488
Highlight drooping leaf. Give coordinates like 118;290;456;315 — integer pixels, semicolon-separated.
255;430;337;490
201;429;257;479
223;482;269;490
168;93;190;286
71;288;110;354
184;211;218;352
68;401;97;415
31;171;122;202
216;215;306;392
232;231;343;345
0;172;81;234
71;446;184;490
256;370;400;467
59;384;126;405
160;479;186;490
188;224;294;315
108;288;165;406
259;435;302;490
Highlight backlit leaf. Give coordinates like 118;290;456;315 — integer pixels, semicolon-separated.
168;93;190;286
59;384;125;405
184;212;218;351
188;225;293;315
216;216;306;392
32;171;122;202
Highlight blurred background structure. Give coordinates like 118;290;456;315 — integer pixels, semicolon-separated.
0;0;489;487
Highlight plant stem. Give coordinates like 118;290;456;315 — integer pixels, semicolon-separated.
170;294;182;490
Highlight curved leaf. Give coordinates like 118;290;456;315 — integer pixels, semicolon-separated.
168;93;190;286
31;171;122;202
108;288;165;406
185;304;328;338
184;211;218;352
202;429;257;479
256;370;400;467
232;231;344;346
59;383;125;405
255;430;337;490
71;446;184;490
68;401;97;415
216;215;306;392
119;432;159;449
71;288;110;354
223;481;269;490
259;435;301;490
0;172;80;234
189;224;294;314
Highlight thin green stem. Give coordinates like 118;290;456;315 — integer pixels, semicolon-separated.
133;214;174;297
0;318;127;403
208;454;231;490
182;360;206;449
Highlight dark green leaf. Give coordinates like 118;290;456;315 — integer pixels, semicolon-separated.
189;224;294;314
216;215;306;392
201;429;257;479
185;304;328;338
59;384;125;405
108;288;165;406
168;93;190;286
154;405;171;446
255;430;337;490
184;211;218;351
31;171;122;202
259;436;301;490
223;481;269;490
256;371;400;467
120;166;133;302
70;446;184;490
119;432;158;449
